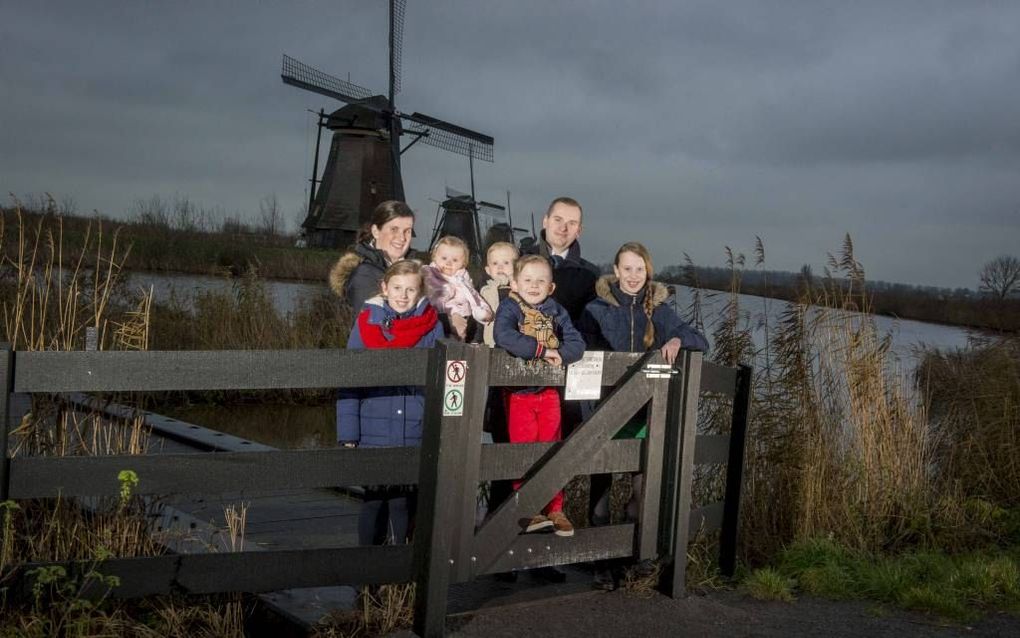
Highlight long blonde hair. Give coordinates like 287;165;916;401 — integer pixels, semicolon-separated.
615;242;656;349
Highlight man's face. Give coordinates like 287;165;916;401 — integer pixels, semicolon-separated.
542;203;582;253
510;262;555;306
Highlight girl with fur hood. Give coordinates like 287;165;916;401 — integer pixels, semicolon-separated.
337;259;445;547
329;201;415;313
577;241;708;590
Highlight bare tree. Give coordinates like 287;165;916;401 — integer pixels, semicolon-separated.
258;194;284;237
979;255;1020;299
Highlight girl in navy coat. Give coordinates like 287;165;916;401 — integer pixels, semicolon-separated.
337;260;445;546
578;242;708;589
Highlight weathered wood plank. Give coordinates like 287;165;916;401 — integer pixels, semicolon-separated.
9;439;653;500
637;370;670;560
486;350;643;387
13;546;413;599
720;364;752;577
7;447;420;498
689;501;725;535
413;343;466;638
0;345;13;501
13;349;430;392
482;524;636;574
664;351;702;597
700;360;738;397
479;440;643;480
694;434;731;466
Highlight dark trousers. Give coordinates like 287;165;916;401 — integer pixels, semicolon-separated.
358;487;416;546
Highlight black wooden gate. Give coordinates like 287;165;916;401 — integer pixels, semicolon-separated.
0;341;751;638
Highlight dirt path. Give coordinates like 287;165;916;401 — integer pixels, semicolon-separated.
440;589;1018;637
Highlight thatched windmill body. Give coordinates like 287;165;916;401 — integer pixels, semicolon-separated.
282;0;494;249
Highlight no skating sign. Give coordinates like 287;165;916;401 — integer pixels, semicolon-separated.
443;360;467;416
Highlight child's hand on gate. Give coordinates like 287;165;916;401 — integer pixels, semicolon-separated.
542;348;563;367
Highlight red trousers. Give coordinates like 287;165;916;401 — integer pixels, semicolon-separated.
505;387;563;513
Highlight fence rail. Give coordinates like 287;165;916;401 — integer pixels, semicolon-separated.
0;342;751;638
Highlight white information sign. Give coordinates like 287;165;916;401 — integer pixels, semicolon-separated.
443;360;467;416
565;350;604;401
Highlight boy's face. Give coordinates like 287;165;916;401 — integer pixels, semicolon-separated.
381;273;421;314
433;243;467;276
485;246;516;283
511;262;555;306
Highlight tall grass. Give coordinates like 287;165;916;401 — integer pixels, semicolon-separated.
696;235;990;561
0;200;248;636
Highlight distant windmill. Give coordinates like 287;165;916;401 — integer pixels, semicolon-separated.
282;0;495;249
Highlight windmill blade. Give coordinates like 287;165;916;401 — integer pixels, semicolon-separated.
402;112;494;162
389;0;406;96
281;54;377;105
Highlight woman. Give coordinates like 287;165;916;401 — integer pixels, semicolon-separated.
578;241;709;589
329;200;415;312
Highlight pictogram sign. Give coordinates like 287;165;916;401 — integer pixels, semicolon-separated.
443;360;467;416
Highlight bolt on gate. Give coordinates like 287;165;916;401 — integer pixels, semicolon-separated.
0;341;751;638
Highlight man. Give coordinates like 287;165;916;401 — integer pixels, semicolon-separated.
522;197;600;322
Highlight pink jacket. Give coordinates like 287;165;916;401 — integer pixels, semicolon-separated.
422;264;494;322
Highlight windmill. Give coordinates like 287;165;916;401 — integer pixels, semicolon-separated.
282;0;495;249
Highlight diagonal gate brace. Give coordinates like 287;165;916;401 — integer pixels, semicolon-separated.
471;352;659;575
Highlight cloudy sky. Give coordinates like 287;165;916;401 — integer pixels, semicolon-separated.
3;1;1019;289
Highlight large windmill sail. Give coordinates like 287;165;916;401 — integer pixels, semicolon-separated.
280;1;494;249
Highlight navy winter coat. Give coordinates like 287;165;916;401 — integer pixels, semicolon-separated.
578;276;709;354
520;232;600;322
336;296;445;447
494;295;586;365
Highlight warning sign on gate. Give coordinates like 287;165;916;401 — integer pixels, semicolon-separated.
443;360;467;416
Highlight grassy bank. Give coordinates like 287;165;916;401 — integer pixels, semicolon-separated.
746;537;1020;621
702;237;1020;622
2;200;337;282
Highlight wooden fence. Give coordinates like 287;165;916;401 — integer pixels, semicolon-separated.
0;340;751;638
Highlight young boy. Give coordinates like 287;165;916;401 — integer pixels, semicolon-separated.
480;241;518;346
494;254;585;537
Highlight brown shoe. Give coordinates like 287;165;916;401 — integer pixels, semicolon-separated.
548;511;574;537
524;514;553;533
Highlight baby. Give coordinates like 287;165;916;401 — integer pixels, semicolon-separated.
423;235;493;340
479;241;518;346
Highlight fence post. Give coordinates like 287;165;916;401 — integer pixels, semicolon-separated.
412;341;487;638
719;364;752;578
0;344;13;503
660;350;701;598
636;357;670;560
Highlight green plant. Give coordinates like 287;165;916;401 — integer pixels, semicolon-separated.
744;568;795;602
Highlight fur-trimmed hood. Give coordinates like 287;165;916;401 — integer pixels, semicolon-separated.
329;250;366;297
595;275;670;308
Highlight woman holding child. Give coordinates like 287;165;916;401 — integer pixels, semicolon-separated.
578;241;708;589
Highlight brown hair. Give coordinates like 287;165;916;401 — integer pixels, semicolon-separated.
513;254;553;279
430;235;470;264
486;241;519;261
381;259;425;293
615;242;656;349
544;196;583;221
356;200;415;244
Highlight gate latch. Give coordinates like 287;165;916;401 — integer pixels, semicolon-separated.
642;363;678;379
